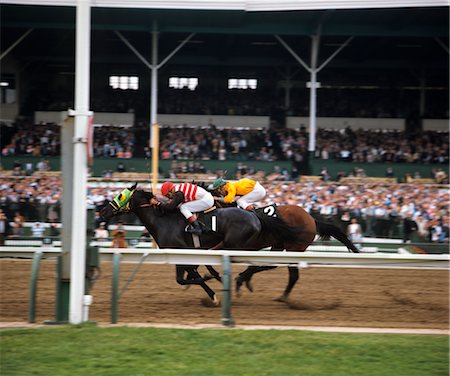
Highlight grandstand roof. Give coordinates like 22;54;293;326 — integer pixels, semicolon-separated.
1;4;448;82
2;0;449;11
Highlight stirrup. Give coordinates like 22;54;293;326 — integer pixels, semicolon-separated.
185;224;202;235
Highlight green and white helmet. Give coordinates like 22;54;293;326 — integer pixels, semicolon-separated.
212;178;227;190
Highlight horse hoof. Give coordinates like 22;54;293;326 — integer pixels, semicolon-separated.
183;285;191;291
203;273;214;282
273;295;289;303
245;280;254;292
213;295;221;307
235;277;243;297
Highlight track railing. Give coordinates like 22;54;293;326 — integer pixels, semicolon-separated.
101;248;449;325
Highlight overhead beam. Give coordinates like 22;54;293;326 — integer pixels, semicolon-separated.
1;0;449;10
0;28;33;61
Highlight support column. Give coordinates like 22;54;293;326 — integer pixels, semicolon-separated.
221;255;234;327
308;35;320;158
69;0;91;325
116;27;194;192
150;26;159;193
276;33;353;162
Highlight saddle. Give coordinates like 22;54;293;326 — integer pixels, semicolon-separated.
255;204;278;218
184;204;279;235
184;206;218;234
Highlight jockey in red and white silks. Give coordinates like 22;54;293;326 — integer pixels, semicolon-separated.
156;181;214;235
171;182;214;219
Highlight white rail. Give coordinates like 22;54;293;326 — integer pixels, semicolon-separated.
100;248;449;269
1;247;448;269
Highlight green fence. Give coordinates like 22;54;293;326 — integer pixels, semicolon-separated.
1;156;444;181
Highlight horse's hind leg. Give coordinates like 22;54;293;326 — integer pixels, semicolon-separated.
235;266;277;296
316;220;360;253
274;266;299;302
204;265;222;283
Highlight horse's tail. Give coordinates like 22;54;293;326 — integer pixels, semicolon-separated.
255;211;300;245
315;220;360;253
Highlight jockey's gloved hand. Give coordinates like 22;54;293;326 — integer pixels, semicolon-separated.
150;197;160;206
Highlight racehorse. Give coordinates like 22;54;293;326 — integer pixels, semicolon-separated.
99;184;302;304
100;184;359;304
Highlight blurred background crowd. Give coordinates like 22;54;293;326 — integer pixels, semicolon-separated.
0;175;448;243
2;121;449;166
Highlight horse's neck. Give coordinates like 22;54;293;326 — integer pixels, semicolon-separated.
134;208;161;241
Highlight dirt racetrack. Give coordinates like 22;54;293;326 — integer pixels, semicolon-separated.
1;259;448;329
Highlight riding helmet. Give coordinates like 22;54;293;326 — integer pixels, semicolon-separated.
212;178;227;190
161;181;175;196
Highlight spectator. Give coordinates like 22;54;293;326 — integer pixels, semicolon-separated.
415;215;430;242
95;222;109;239
403;216;418;243
31;222;45;238
430;219;448;243
116;162;126;172
347;218;363;249
12;211;25;236
0;209;11;245
48;222;60;237
385;167;394;178
139;228;151;241
320;167;330;182
111;222;127;248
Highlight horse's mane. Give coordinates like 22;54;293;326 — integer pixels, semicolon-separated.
135;189;154;199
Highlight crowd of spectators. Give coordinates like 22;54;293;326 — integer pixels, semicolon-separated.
2;122;136;159
2;121;448;166
26;85;449;119
156;126;449;165
2;122;61;157
0;176;448;243
263;181;448;242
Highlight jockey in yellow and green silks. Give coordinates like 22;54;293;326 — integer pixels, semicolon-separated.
211;177;266;211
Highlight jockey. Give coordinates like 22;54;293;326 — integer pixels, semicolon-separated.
211;177;266;211
153;181;214;235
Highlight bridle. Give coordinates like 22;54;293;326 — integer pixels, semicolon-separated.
108;188;135;213
108;188;157;213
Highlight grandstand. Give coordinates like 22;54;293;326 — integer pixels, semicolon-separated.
1;3;448;178
1;1;448;237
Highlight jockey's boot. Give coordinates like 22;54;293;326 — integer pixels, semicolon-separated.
187;215;203;235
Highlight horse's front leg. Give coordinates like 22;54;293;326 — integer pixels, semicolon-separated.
204;265;222;283
176;265;206;285
175;266;219;305
235;265;277;297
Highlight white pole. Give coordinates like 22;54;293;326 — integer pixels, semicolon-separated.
150;24;159;193
69;0;91;324
150;23;158;150
308;35;320;155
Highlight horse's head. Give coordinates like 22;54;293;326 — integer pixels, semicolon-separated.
99;183;155;220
